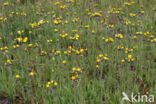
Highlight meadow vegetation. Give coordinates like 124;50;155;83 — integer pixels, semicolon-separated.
0;0;156;104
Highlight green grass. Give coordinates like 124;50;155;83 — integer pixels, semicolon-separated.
0;0;156;104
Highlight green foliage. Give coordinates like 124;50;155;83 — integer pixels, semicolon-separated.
0;0;156;104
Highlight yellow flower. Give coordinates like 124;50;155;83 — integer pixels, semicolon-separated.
17;37;22;42
71;76;75;80
65;20;68;24
5;60;11;65
7;60;11;63
105;39;109;42
54;2;60;5
109;24;114;28
141;11;144;14
54;20;59;25
23;37;28;43
144;33;147;36
119;34;123;39
129;13;136;17
13;45;16;48
97;58;100;63
99;54;103;57
64;51;68;54
29;72;34;76
76;50;80;55
146;91;149;95
91;12;102;17
102;37;105;40
16;75;20;79
121;59;125;63
62;60;66;64
109;37;114;42
46;84;49;88
47;82;51;85
96;65;99;68
51;80;54;83
47;40;53;43
3;2;8;6
17;30;22;35
28;44;33;47
128;55;132;59
56;51;61;54
29;31;32;34
104;57;109;61
80;49;84;53
75;34;79;40
92;30;95;33
54;82;58;86
133;36;137;39
140;32;143;34
16;44;20;48
54;29;58;32
17;0;21;3
35;43;39;47
60;5;66;9
84;25;89;28
72;67;76;72
77;68;81;72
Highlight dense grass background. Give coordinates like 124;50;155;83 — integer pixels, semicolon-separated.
0;0;156;104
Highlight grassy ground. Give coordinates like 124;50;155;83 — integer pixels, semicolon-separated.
0;0;156;104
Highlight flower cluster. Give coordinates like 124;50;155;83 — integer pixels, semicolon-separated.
0;17;7;22
114;33;123;39
102;37;114;43
96;54;109;69
0;46;8;52
46;80;58;88
71;67;82;80
4;60;12;66
124;1;135;6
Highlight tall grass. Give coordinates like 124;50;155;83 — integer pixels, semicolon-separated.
0;0;156;104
